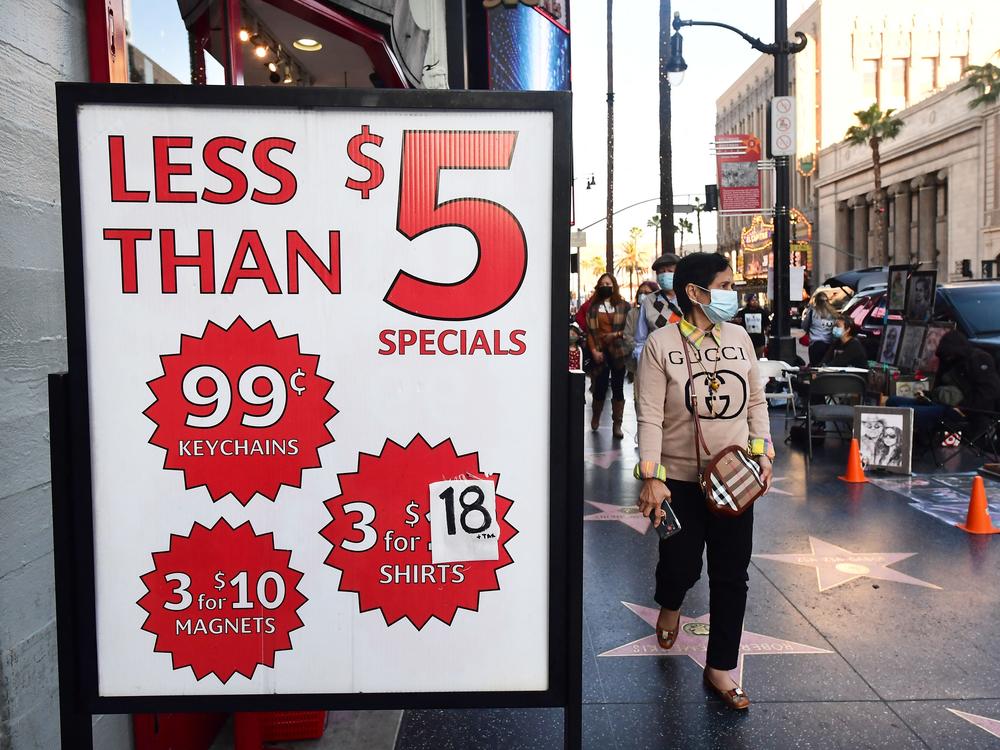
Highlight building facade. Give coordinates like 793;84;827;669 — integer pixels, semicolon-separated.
816;83;1000;281
715;0;1000;287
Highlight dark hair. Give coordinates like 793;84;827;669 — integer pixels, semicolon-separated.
594;272;624;306
836;314;859;338
673;252;731;314
636;280;658;301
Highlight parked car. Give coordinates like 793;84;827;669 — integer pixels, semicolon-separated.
840;280;1000;365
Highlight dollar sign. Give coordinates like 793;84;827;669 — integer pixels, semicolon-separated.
214;571;226;590
404;500;420;527
345;125;384;199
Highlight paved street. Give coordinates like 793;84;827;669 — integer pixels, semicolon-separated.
394;388;1000;749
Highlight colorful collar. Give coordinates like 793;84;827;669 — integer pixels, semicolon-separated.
679;318;722;350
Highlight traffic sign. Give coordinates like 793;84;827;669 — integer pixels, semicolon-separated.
770;96;796;156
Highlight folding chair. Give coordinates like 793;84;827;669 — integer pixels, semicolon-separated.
806;373;868;459
757;358;799;434
927;407;1000;467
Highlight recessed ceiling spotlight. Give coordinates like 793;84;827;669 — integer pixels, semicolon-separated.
293;38;322;52
254;44;268;58
268;62;278;72
238;28;250;42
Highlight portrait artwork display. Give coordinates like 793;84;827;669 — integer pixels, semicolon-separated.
895;324;926;372
887;265;909;314
905;270;937;323
879;321;904;365
914;321;956;373
853;406;913;474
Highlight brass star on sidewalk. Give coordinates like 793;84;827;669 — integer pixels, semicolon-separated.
948;709;1000;739
599;602;832;685
584;501;650;534
754;536;942;592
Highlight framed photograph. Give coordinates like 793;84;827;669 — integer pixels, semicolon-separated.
915;321;956;373
879;321;904;365
893;378;930;399
887;265;909;314
895;323;926;372
905;270;937;323
853;406;914;474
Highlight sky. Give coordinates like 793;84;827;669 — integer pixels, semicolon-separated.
570;0;812;270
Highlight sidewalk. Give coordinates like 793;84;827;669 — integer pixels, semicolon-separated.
393;387;1000;749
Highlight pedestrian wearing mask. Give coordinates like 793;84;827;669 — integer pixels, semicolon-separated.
819;316;868;369
635;252;773;710
625;281;660;377
800;292;838;365
632;253;682;366
586;273;631;438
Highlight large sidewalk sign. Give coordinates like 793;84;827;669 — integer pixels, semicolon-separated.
55;85;573;712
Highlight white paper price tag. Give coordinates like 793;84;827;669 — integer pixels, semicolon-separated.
428;479;500;564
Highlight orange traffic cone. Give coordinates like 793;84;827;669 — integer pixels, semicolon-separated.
838;438;868;483
956;476;1000;535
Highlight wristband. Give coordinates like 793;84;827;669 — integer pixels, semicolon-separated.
634;461;667;482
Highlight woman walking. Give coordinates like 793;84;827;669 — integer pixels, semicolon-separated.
586;273;631;439
801;291;838;365
634;252;773;710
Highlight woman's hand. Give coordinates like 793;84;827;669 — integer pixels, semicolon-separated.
756;455;773;492
638;479;671;527
592;350;605;365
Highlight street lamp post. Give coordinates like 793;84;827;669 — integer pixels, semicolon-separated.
660;0;675;256
671;0;807;363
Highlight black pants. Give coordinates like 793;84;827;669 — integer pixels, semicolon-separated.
593;361;625;401
655;479;754;671
807;340;830;367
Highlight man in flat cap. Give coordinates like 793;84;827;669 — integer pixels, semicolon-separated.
632;252;682;365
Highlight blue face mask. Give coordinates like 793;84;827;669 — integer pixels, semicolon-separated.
832;326;845;339
696;286;739;324
657;272;674;292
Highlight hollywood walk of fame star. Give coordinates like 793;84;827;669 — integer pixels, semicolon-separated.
585;448;624;469
584;501;650;534
948;708;1000;739
599;602;832;685
753;536;942;592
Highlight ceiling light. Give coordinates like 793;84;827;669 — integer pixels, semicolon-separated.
238;28;250;42
254;44;268;58
268;62;278;72
293;38;323;52
283;66;293;84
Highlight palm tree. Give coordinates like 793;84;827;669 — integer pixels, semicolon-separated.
960;62;1000;109
844;103;905;265
615;227;647;298
580;254;606;292
647;214;661;255
675;217;693;253
692;198;705;251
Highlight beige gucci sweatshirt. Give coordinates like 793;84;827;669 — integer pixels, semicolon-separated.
636;320;772;483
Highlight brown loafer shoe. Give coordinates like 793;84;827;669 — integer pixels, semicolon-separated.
703;670;750;710
655;611;680;650
656;626;678;650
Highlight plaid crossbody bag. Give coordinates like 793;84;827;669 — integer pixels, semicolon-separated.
682;337;765;517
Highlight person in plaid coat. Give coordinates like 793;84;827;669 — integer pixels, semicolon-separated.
586;273;631;438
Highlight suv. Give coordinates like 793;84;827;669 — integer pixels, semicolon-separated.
840;281;1000;365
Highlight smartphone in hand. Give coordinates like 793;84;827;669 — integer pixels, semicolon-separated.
650;499;681;540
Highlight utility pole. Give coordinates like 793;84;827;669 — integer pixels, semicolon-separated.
770;0;795;363
659;0;675;256
605;0;615;273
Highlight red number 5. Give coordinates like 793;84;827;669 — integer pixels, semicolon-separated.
385;130;527;321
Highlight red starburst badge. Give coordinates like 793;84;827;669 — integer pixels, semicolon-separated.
145;317;337;504
137;519;307;682
321;435;517;629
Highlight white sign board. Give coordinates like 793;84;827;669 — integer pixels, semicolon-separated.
768;265;806;302
60;88;569;703
570;230;586;247
770;96;796;156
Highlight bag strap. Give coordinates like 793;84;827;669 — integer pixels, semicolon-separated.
681;331;712;469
